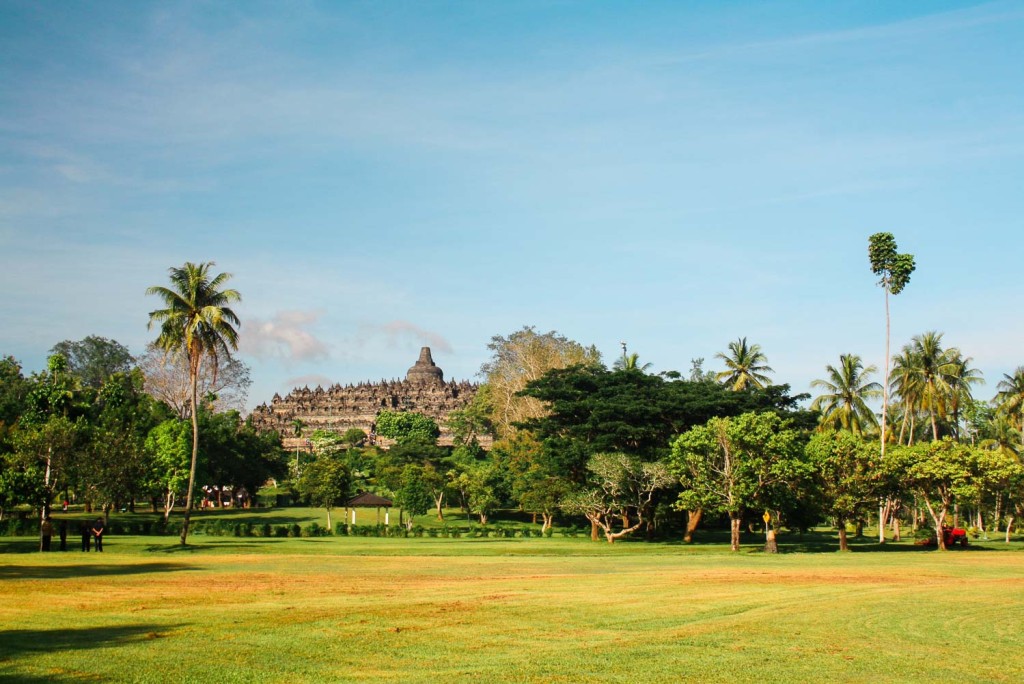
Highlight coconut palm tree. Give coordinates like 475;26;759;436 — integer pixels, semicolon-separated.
995;366;1024;451
945;351;984;441
147;262;241;545
715;337;773;391
613;352;653;373
810;354;882;435
889;349;923;445
904;331;958;441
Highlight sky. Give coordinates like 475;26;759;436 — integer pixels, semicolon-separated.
2;0;1022;412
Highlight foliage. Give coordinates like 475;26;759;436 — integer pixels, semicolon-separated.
562;452;673;543
805;431;878;550
49;336;134;389
670;412;810;550
715;337;773;391
810;354;881;435
480;326;601;437
375;410;440;444
868;232;916;296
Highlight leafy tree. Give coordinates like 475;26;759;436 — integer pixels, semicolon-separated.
295;454;351;530
715;337;773;391
375;410;440;444
670;412;809;551
562;452;673;543
50;336;134;389
810;354;881;435
0;356;30;440
805;431;878;551
147;261;241;544
480;326;601;438
887;440;980;550
144;419;192;521
867;232;915;458
392;464;433;530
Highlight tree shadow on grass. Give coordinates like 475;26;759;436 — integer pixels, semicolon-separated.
143;540;284;553
0;623;187;681
0;562;198;580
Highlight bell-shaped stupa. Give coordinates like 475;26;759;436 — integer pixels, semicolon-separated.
406;347;444;385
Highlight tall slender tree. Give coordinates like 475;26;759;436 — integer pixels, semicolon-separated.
867;232;915;458
715;337;773;391
146;262;240;545
868;232;915;544
810;354;881;435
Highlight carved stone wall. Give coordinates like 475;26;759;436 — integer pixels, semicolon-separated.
250;347;487;448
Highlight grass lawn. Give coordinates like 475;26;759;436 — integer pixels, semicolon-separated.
2;516;1023;683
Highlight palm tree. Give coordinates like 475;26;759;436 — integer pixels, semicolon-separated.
715;337;773;391
147;262;241;545
904;331;958;441
995;366;1024;451
613;352;653;373
810;354;882;435
945;351;984;441
889;349;921;445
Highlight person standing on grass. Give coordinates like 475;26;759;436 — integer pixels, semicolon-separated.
40;517;53;551
80;521;91;552
92;518;105;552
59;518;68;551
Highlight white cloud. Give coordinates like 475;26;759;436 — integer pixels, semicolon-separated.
356;320;453;355
241;310;330;362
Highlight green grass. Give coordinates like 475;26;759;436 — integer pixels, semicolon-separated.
3;520;1024;683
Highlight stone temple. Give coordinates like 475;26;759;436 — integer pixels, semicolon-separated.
250;347;481;448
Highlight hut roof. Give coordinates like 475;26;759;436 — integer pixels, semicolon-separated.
344;492;393;507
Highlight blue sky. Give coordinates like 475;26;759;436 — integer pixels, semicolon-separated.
2;0;1022;411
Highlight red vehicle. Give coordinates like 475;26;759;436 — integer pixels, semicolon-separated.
918;526;969;548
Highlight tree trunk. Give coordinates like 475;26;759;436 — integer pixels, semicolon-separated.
180;366;200;545
541;513;553;533
1006;516;1014;543
326;508;332;532
881;285;891;458
590;518;599;541
764;527;778;554
479;513;488;525
838;524;849;552
683;509;702;543
729;515;741;551
434;492;445;521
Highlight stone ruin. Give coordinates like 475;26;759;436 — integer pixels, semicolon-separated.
250;347;484;448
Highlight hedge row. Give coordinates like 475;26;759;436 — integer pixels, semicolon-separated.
0;517;578;539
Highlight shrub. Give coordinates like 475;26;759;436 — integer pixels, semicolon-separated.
274;525;290;538
303;522;322;537
289;523;302;538
543;527;553;538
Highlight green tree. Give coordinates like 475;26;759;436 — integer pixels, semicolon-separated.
561;452;673;543
144;419;192;521
392;464;433;530
50;336;134;389
805;431;878;551
887;440;980;550
810;354;881;435
147;261;241;544
715;337;773;391
375;410;440;444
867;232;915;458
295;455;351;530
670;412;808;551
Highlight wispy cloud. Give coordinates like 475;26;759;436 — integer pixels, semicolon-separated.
355;320;453;354
282;373;334;391
241;310;330;362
